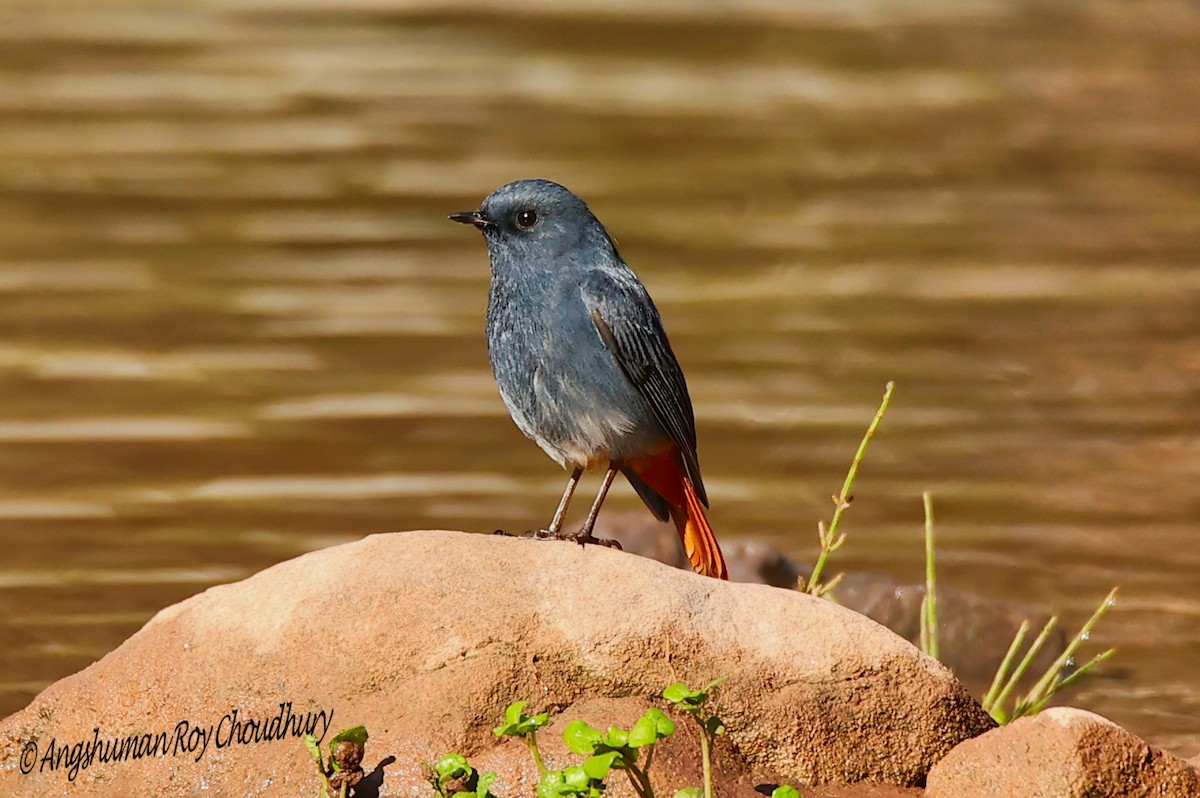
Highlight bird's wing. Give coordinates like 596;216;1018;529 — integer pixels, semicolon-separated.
580;269;708;506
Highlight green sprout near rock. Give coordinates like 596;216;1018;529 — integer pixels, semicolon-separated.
662;681;724;798
537;764;607;798
810;384;1116;722
304;725;368;798
428;752;497;798
919;491;940;661
559;707;676;798
494;700;551;775
917;492;1118;724
770;786;804;798
805;381;894;597
982;587;1119;724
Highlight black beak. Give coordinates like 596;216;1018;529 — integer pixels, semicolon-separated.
448;210;494;231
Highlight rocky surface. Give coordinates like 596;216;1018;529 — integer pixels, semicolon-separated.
599;513;1064;686
925;707;1200;797
0;530;992;797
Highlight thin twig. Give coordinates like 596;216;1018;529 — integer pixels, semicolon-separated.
806;381;895;594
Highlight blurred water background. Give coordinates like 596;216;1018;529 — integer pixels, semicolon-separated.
0;0;1197;753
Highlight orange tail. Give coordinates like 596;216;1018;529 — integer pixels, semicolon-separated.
627;447;729;580
668;479;728;580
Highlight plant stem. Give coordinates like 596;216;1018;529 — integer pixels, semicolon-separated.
987;616;1059;722
627;762;655;798
624;768;643;797
312;756;331;798
983;620;1030;712
919;491;939;660
1024;647;1116;716
699;729;713;798
1014;587;1119;719
806;381;894;594
524;734;547;776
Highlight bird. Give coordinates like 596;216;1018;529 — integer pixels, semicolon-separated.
449;179;728;580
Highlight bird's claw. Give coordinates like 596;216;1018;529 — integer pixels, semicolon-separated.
571;532;623;550
522;528;622;550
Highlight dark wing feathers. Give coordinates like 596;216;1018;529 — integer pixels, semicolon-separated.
581;270;708;506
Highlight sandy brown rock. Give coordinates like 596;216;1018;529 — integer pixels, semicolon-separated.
470;696;922;798
0;530;992;797
926;707;1200;797
833;574;1065;688
601;513;1064;689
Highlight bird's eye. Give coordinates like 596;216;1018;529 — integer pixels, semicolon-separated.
515;209;539;229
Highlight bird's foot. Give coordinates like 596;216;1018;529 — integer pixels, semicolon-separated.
524;528;570;540
572;532;623;550
522;528;622;550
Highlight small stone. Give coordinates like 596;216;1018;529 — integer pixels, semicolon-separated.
926;707;1200;798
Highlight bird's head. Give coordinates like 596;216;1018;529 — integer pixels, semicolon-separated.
449;179;616;266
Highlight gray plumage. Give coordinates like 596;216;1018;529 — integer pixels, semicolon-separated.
452;179;708;518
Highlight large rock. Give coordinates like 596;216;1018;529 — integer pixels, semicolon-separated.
598;513;1064;686
926;707;1200;797
0;530;993;797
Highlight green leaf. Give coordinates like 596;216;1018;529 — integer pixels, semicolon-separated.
675;789;703;798
495;700;551;738
662;682;706;713
562;766;591;790
601;726;629;749
537;771;567;798
434;753;474;781
476;771;497;798
538;765;594;798
649;707;677;736
563;720;603;755
582;751;620;780
629;708;676;747
662;682;699;704
329;725;369;748
303;733;324;767
772;786;803;798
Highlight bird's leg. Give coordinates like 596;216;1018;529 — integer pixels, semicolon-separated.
547;466;584;535
573;465;622;548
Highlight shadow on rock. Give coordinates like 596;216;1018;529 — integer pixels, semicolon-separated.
352;755;395;798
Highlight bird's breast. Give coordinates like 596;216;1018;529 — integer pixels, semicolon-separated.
485;278;664;468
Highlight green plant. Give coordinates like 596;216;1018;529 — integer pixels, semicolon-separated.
304;725;369;798
428;752;497;798
559;707;677;798
918;491;939;660
982;588;1118;723
811;384;1117;721
917;493;1117;725
494;700;551;775
804;381;894;597
662;681;724;798
537;765;607;798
